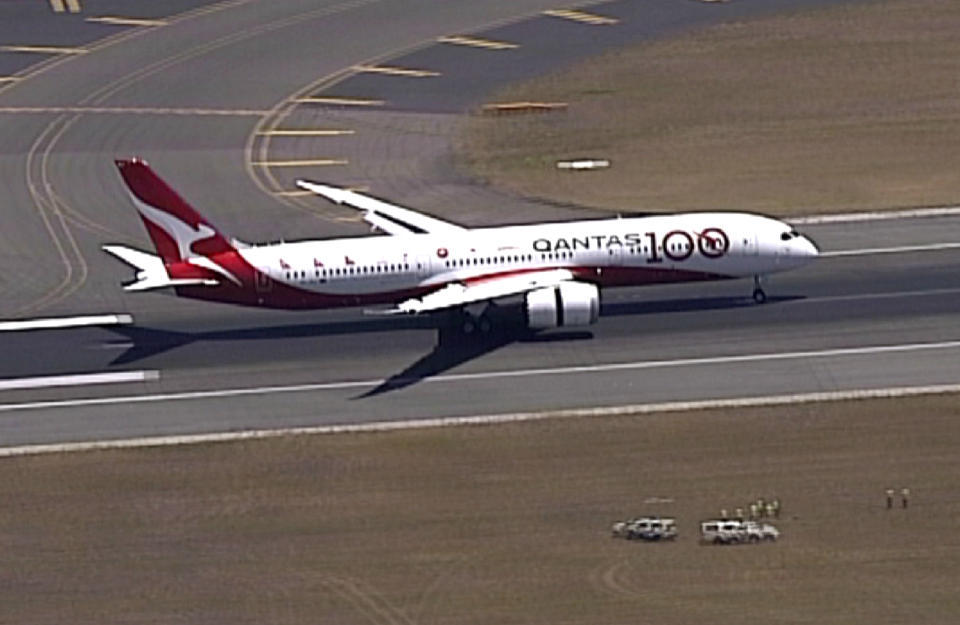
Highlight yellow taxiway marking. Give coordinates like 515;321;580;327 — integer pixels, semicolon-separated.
49;0;82;13
281;185;368;197
542;9;618;25
1;45;88;55
85;16;168;27
252;159;349;167
437;35;518;50
482;101;568;113
257;129;355;136
294;96;385;107
352;65;440;78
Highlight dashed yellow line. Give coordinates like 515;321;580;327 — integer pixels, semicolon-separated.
1;45;88;55
286;185;369;197
437;35;518;50
352;65;440;78
85;16;169;27
257;129;355;136
252;159;349;167
294;96;385;107
542;9;618;25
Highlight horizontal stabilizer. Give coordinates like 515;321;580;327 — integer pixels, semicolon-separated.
102;245;217;291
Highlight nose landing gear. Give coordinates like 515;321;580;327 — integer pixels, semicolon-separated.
752;275;767;304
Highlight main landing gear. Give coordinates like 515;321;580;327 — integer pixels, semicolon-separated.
752;275;767;304
460;311;492;334
456;303;495;335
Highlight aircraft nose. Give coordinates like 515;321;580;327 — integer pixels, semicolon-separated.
798;235;819;259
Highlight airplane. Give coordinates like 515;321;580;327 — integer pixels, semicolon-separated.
104;158;818;332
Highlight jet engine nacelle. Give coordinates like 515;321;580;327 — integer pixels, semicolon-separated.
525;282;600;329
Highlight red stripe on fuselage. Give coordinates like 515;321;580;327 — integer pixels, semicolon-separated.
170;257;733;310
461;265;731;288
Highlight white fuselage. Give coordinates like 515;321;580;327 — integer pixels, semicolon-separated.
239;212;817;296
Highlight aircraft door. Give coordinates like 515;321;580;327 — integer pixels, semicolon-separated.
254;269;272;293
739;233;759;256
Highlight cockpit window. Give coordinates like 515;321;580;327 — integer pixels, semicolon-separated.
781;230;802;241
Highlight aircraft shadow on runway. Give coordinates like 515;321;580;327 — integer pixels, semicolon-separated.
356;304;591;398
107;294;801;396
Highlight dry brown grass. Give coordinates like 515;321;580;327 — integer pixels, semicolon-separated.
458;0;960;215
2;394;960;624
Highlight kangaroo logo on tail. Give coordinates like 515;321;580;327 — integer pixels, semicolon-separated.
132;198;218;260
114;159;242;286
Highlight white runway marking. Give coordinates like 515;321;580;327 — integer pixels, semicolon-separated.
821;242;960;258
85;16;168;27
0;370;158;392
790;206;960;224
803;287;960;304
0;313;132;332
1;340;959;413
2;382;959;457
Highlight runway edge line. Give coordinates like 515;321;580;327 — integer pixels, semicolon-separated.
0;313;132;332
2;383;959;458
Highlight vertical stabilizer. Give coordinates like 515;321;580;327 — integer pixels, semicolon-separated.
115;158;235;264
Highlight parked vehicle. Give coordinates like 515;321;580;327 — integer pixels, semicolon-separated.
612;516;677;541
700;519;780;544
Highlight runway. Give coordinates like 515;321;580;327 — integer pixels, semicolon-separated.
1;0;958;448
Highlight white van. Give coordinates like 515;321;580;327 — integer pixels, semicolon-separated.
700;519;747;544
700;519;779;544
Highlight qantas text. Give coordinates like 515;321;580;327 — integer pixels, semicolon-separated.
531;228;730;263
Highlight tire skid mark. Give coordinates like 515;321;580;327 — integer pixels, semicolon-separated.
324;576;416;625
411;554;470;625
589;558;651;601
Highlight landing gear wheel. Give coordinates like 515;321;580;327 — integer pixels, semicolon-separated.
461;316;477;334
752;275;767;304
478;315;492;334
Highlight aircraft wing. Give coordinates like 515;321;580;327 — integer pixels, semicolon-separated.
295;180;467;236
385;268;576;314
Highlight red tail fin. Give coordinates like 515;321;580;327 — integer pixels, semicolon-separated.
115;158;235;264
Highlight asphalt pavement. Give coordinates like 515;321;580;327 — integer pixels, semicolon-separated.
3;0;957;448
